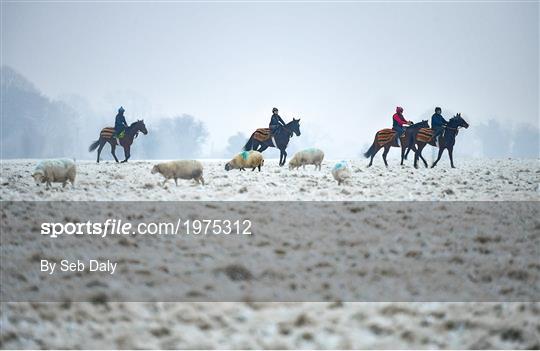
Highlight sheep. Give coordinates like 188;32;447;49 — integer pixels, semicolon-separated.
32;158;76;189
225;151;264;171
289;148;325;170
331;161;351;185
151;160;205;186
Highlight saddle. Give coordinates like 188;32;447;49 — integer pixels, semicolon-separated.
376;128;398;146
253;128;273;142
416;128;434;143
100;127;125;141
100;127;116;138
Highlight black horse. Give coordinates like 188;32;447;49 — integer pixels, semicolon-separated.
364;120;430;167
243;118;301;166
89;120;148;163
413;113;469;168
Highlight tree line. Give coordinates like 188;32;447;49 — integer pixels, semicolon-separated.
1;66;538;160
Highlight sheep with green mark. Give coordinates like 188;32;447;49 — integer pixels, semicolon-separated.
225;150;264;172
331;160;351;185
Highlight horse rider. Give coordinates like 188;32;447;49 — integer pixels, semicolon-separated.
269;107;287;135
392;106;412;145
431;106;448;142
114;106;128;139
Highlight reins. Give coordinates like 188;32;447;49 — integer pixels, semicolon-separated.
127;122;144;139
282;125;295;138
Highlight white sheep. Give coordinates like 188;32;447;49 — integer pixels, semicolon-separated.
289;148;325;170
225;151;264;171
151;160;205;186
32;159;76;189
331;161;351;185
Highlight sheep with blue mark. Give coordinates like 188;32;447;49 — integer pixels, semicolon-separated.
331;160;351;185
225;151;264;171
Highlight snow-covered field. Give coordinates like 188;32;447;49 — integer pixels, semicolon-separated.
1;158;538;201
1;158;539;349
2;302;539;349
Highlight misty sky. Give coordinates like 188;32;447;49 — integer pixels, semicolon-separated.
2;1;538;157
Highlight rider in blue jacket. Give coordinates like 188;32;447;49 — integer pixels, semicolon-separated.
269;107;286;135
115;106;128;138
431;107;448;141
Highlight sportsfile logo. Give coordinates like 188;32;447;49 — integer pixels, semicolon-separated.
40;219;253;238
41;219;132;238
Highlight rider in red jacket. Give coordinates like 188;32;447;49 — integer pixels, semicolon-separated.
392;106;412;144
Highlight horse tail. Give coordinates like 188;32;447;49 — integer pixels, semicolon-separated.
88;140;100;152
364;136;378;158
243;135;254;151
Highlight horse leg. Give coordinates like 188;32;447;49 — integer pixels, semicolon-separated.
420;152;428;168
406;142;418;160
404;146;412;160
110;141;120;163
400;144;406;165
255;141;266;152
250;141;259;151
432;147;444;168
448;146;456;168
280;149;288;166
382;146;390;167
121;145;131;163
413;143;423;168
368;145;380;167
96;140;106;163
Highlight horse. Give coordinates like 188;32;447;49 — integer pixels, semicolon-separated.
88;120;148;163
413;113;469;168
363;120;430;167
243;118;301;166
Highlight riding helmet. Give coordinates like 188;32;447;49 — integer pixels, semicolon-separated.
118;106;125;113
272;107;278;113
435;107;442;113
396;106;404;113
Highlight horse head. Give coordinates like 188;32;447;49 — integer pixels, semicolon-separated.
134;120;148;135
450;113;469;129
287;118;301;137
413;120;429;129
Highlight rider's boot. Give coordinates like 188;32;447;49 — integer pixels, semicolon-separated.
395;132;402;147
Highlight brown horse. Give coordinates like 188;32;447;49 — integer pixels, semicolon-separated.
88;120;148;163
413;113;469;168
364;120;429;167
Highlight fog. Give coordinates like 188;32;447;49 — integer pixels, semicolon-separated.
1;2;538;159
